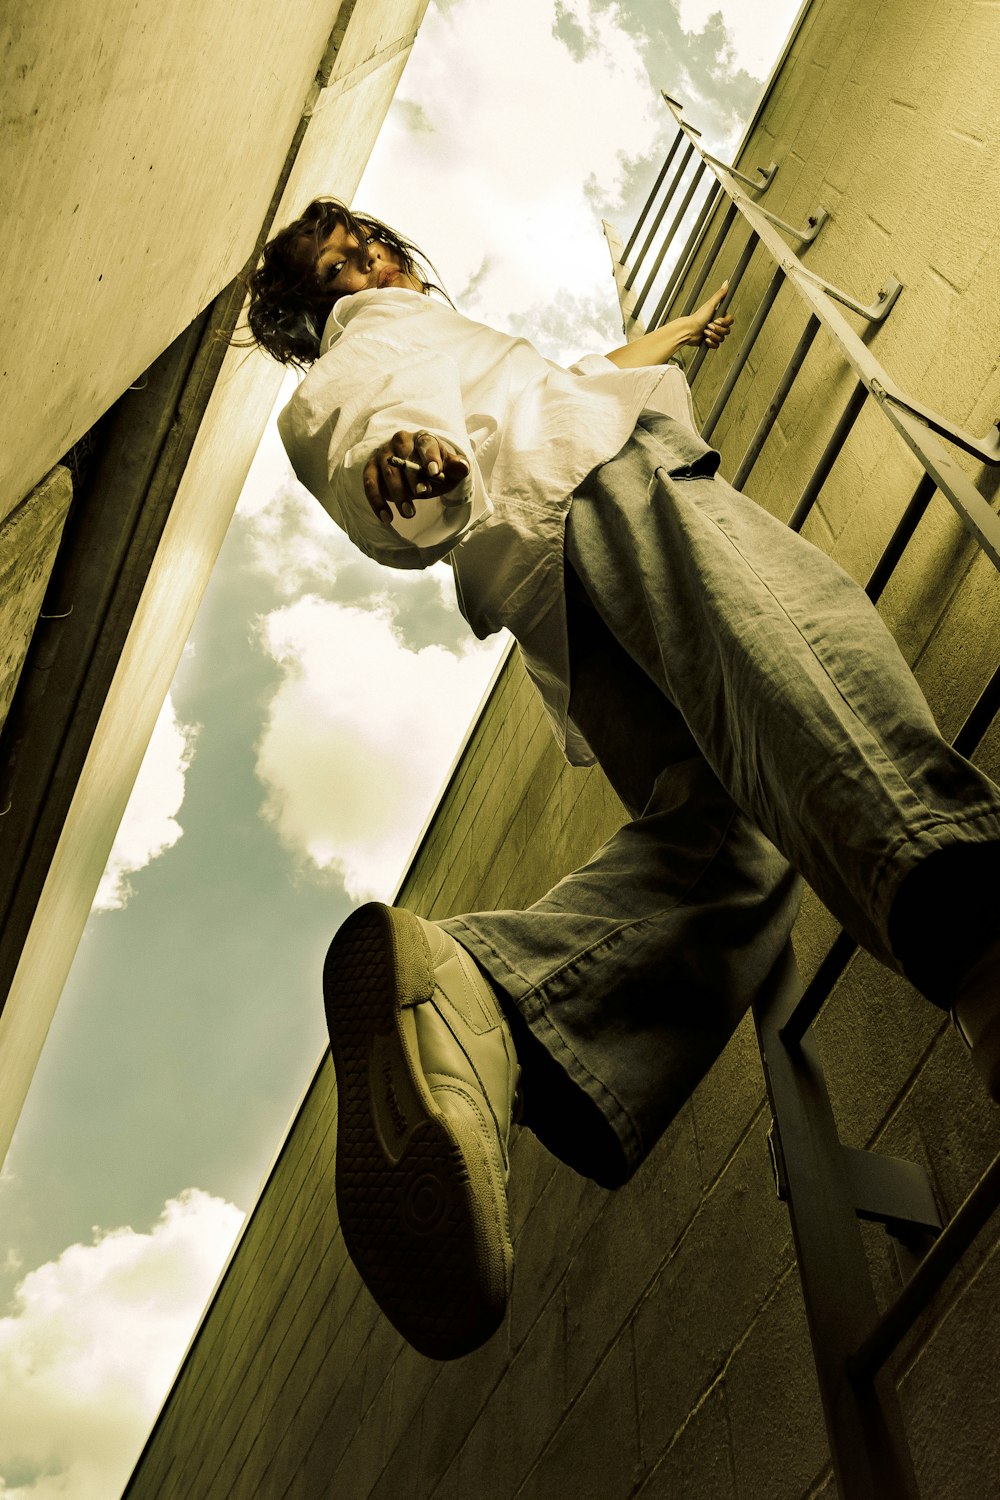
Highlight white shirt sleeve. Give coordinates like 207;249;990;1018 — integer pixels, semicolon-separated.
278;334;492;571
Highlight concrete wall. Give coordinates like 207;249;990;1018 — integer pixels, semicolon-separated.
123;0;1000;1494
123;656;999;1500
0;0;429;1163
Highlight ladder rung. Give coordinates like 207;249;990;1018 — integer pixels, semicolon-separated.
848;1150;1000;1381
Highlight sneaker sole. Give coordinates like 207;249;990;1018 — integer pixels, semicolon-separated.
323;902;510;1360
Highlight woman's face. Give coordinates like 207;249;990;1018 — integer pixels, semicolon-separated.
312;221;423;296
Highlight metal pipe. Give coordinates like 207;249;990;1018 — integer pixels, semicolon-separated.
752;946;922;1499
623;131;682;262
633;161;707;320
624;142;694;291
953;658;1000;759
650;181;721;329
864;473;937;603
680;201;739;317
848;1151;1000;1381
780;929;858;1045
732;314;821;490
687;226;759;386
702;264;786;442
787;382;868;532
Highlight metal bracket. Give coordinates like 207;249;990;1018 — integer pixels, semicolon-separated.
703;151;779;193
870;383;1000;465
758;204;830;244
661;91;777;192
768;1122;942;1239
797;270;903;323
841;1146;942;1234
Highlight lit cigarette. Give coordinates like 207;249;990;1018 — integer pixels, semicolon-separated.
386;455;423;473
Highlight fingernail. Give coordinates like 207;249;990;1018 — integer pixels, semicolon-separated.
415;483;429;496
402;502;415;517
379;508;392;524
427;461;440;476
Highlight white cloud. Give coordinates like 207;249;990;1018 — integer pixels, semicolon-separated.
357;0;660;356
0;1191;244;1500
676;0;799;82
240;480;344;601
254;596;505;901
92;694;199;913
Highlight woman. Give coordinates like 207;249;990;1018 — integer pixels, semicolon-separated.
247;199;1000;1360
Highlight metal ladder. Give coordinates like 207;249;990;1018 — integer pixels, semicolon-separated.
604;93;1000;1500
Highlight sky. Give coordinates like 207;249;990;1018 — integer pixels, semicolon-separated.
0;2;803;1495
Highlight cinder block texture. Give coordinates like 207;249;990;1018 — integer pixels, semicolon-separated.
125;0;1000;1495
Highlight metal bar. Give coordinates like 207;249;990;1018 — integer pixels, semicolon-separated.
953;658;1000;759
848;1151;1000;1381
732;314;821;490
633;161;708;319
879;401;1000;571
649;180;721;329
780;929;858;1044
753;946;921;1499
687;228;760;385
787;383;869;533
881;392;1000;466
680;201;739;317
702;265;786;442
624;141;695;291
623;134;682;262
864;473;937;603
602;219;647;338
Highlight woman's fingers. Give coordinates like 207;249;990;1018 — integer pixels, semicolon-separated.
363;431;471;523
700;313;735;348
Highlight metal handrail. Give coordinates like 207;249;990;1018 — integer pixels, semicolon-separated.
605;100;1000;567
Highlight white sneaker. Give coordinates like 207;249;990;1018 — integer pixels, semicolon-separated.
323;902;520;1359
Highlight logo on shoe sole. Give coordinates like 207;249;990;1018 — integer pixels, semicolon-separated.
369;1030;420;1164
382;1058;408;1137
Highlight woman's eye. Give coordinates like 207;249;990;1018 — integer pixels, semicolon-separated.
365;234;376;245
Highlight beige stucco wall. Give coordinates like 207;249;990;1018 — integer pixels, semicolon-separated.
0;1;429;1165
2;0;332;526
123;0;1000;1494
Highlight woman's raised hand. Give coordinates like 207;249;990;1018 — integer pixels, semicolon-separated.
686;281;734;349
363;430;471;525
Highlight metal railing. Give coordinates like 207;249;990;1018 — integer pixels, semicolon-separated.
605;93;1000;1500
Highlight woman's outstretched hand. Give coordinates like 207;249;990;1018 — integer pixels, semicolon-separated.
685;281;734;349
363;430;470;525
604;280;734;369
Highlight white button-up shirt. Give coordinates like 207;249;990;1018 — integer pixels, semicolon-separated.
278;288;698;762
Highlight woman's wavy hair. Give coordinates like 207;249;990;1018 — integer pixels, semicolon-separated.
243;198;445;369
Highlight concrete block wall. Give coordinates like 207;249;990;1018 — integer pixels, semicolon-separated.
124;673;999;1499
125;0;1000;1493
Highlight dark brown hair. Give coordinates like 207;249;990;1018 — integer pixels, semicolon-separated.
244;198;444;369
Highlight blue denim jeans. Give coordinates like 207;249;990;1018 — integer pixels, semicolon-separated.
442;415;1000;1183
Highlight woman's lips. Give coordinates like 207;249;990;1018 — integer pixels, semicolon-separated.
377;268;399;288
